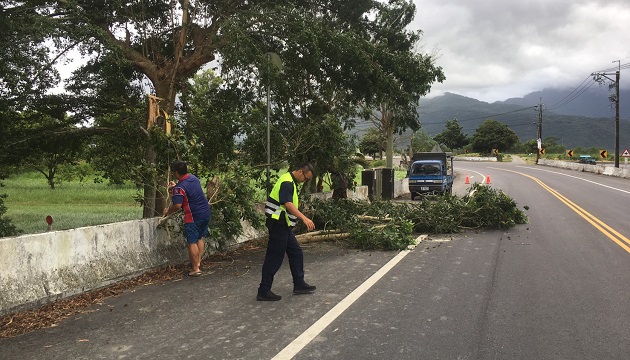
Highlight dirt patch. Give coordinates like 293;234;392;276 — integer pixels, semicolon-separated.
511;155;528;164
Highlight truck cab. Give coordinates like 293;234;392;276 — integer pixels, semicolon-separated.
408;152;454;200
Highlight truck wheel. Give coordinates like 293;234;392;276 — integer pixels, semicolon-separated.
410;192;415;200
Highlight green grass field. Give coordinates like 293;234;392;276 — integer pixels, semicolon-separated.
2;172;141;235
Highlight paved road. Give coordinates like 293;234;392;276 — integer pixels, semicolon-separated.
2;160;630;359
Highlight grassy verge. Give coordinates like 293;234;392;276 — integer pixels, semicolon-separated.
2;172;141;235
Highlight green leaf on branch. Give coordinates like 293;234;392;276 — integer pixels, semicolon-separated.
302;185;528;250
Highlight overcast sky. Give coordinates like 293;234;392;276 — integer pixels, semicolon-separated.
410;0;630;102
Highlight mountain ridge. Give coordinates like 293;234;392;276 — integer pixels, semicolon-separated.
408;89;630;150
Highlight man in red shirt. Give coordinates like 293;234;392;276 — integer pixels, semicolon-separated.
163;161;211;276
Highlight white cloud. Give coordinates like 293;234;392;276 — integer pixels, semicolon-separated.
412;0;630;102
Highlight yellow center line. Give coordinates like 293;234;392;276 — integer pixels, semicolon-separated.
493;168;630;254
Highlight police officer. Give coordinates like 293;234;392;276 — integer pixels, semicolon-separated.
257;163;317;301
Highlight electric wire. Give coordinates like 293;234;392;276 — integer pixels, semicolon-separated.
547;78;598;111
591;61;630;73
419;106;532;126
542;61;629;112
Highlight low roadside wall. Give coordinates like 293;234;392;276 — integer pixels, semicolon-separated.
310;182;406;201
0;184;386;315
538;159;630;179
0;218;262;316
395;178;409;198
454;157;497;162
309;185;369;201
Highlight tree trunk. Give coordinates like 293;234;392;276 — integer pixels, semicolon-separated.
382;106;394;168
142;146;157;218
142;82;175;218
386;126;394;168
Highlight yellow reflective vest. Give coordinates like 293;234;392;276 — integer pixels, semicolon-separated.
265;172;299;227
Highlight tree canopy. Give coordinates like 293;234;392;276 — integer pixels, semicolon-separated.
1;0;446;219
470;120;519;154
434;118;469;150
358;0;445;167
359;127;386;159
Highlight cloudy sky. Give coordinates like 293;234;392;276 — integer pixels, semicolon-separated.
409;0;630;102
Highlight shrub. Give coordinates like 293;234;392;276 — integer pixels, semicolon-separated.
0;191;19;238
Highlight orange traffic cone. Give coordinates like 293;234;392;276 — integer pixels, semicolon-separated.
465;174;470;184
486;174;491;184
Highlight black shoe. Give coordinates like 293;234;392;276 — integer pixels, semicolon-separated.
257;290;282;301
293;283;316;294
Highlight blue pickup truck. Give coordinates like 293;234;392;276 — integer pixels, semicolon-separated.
408;152;454;200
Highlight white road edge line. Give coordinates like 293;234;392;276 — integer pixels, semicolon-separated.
271;235;426;360
514;166;630;195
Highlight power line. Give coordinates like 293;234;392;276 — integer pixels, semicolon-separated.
419;106;532;125
547;77;597;111
591;61;630;73
538;62;629;112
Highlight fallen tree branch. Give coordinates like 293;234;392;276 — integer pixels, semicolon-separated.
358;215;392;221
295;229;342;240
298;232;352;243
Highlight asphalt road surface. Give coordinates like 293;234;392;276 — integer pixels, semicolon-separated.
2;159;630;359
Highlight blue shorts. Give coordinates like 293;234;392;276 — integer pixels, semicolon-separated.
184;218;210;244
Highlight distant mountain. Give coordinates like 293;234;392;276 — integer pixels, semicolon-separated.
499;87;630;118
394;91;630;150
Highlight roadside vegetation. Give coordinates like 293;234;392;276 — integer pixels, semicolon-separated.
3;171;139;235
303;183;528;251
0;2;595;244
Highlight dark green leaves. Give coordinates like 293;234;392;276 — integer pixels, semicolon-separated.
304;184;528;250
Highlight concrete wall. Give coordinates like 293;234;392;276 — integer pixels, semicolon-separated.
309;181;407;201
0;184;385;316
0;218;262;316
538;159;630;179
309;185;369;201
454;157;497;162
394;178;409;198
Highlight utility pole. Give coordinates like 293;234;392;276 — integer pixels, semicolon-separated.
614;61;620;168
264;52;283;194
534;98;544;164
266;54;271;195
592;60;621;168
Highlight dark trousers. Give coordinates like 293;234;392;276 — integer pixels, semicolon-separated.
258;218;305;294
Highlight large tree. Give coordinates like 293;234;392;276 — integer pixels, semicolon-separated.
1;1;61;176
471;119;519;154
181;69;241;169
0;2;64;234
434;118;469;150
361;0;445;168
14;95;87;189
0;2;60;110
22;0;391;216
9;0;445;217
409;129;437;154
360;127;386;159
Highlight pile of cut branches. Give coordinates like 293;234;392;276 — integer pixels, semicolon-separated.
299;184;528;250
407;183;528;233
298;198;414;250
